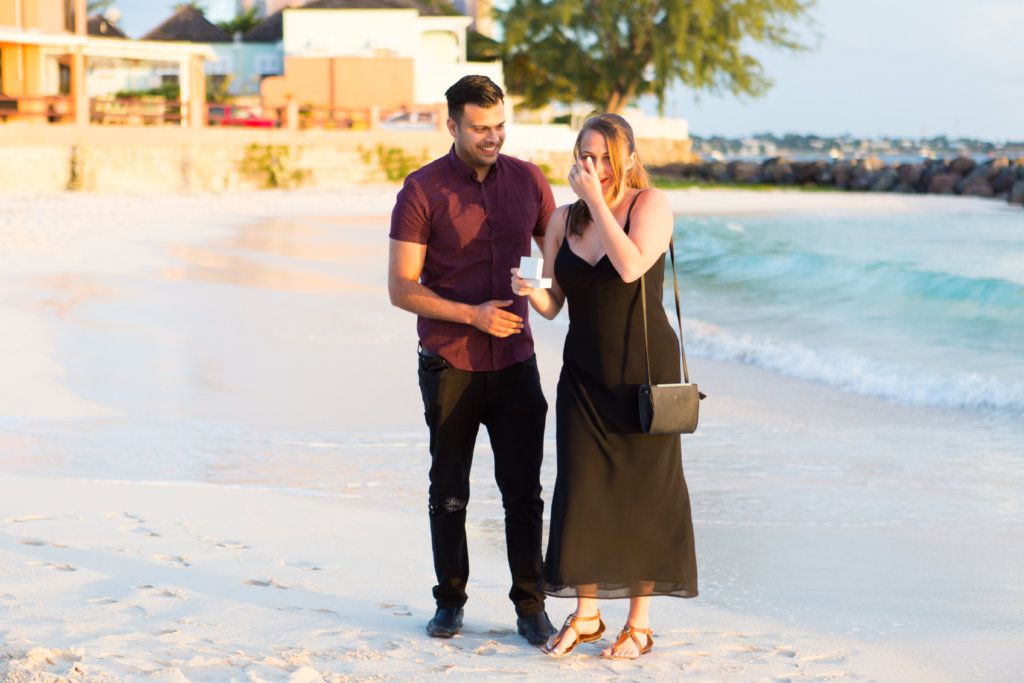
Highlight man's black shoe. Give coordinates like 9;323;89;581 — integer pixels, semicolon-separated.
426;606;464;638
516;611;556;646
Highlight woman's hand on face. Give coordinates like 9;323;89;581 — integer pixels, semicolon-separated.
569;157;604;206
510;267;535;297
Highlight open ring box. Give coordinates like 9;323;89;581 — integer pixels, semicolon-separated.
518;256;552;289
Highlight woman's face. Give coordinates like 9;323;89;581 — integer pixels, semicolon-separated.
578;129;615;190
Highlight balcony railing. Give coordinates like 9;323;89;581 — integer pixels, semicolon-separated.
0;96;75;123
89;96;184;126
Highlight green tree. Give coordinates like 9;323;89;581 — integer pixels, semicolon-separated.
173;1;207;13
499;0;817;114
216;6;262;36
87;0;115;14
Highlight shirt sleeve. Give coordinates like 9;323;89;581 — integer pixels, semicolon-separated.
389;176;431;244
531;164;556;238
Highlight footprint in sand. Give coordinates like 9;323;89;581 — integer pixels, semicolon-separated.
137;584;186;599
87;597;117;605
485;628;515;637
475;641;498;656
7;514;54;523
155;554;191;568
773;646;798;658
19;538;69;549
210;538;249;550
285;561;323;572
803;651;848;664
379;602;411;616
244;578;289;589
28;560;76;572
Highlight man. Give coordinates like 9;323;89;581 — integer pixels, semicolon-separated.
388;75;556;645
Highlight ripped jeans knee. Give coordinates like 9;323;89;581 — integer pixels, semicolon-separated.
429;496;468;516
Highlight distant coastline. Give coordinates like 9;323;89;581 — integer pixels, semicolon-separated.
652;156;1024;208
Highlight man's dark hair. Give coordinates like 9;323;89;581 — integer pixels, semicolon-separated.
445;75;504;122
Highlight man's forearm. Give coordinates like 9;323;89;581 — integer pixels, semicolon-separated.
390;278;475;325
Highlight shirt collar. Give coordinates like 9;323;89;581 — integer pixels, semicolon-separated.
448;145;499;183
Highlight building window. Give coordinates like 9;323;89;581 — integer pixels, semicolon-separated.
64;0;76;32
255;54;282;77
207;58;232;77
59;63;71;95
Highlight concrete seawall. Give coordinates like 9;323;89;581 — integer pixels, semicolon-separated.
0;124;692;194
0;125;454;194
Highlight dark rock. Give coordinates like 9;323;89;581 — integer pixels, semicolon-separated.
961;179;995;197
833;162;853;189
928;173;960;194
948;156;976;176
816;163;834;185
1010;181;1024;205
918;160;948;192
705;161;727;182
991;168;1016;194
793;161;827;185
893;182;917;194
849;171;879;191
655;162;690;178
728;160;760;183
962;161;997;186
870;168;899;192
897;163;923;188
761;157;795;184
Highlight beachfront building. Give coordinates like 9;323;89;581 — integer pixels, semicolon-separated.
142;6;281;98
0;0;213;126
257;0;503;126
453;0;493;37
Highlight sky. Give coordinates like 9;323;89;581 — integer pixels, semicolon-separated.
113;0;1024;140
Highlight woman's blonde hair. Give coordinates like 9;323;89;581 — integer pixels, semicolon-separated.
566;113;651;238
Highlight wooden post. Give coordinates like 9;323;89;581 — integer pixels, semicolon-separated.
191;55;206;128
178;59;190;127
71;47;86;126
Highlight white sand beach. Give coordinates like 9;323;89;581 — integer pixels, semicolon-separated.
1;187;1021;681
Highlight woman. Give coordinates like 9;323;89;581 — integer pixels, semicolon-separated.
511;114;697;660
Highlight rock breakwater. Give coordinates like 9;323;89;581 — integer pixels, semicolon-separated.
653;156;1024;207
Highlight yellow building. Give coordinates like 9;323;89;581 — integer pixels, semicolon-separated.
0;0;214;126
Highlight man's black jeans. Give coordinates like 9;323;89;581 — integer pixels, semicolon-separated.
417;349;548;617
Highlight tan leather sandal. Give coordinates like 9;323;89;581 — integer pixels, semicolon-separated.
543;611;606;657
603;624;654;660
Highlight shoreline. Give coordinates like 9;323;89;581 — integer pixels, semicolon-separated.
2;187;1022;681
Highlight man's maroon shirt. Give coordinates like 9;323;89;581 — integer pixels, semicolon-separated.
390;146;556;372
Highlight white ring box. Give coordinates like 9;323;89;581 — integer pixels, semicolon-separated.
518;256;552;289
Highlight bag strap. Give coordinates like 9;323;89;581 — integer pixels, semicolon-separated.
640;231;690;386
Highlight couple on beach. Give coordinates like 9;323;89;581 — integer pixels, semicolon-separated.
387;76;697;660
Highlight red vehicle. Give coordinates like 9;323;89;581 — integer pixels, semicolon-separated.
207;104;277;128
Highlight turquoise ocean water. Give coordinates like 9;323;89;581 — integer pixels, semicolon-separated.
673;205;1024;417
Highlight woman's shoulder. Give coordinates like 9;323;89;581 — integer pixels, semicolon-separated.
635;186;668;204
548;203;574;227
633;187;672;214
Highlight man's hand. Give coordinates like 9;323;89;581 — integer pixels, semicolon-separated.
471;300;523;337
